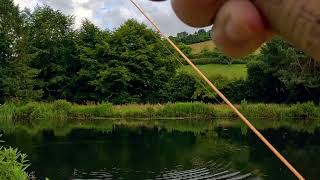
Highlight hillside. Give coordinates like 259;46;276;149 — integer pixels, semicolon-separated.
189;40;216;54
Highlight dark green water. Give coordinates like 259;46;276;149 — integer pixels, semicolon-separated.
2;119;320;180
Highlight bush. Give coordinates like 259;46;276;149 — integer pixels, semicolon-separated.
288;102;318;119
0;135;29;180
14;102;41;120
92;103;113;117
162;72;197;102
52;100;72;113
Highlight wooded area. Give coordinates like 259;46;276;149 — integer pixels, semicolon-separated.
1;0;319;104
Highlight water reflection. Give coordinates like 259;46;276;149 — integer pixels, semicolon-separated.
1;119;320;179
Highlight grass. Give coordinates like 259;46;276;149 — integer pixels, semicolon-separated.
0;101;319;124
180;64;248;81
189;40;216;54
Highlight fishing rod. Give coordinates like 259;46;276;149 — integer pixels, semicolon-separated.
129;0;308;179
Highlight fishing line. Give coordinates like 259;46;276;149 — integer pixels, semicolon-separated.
128;0;305;179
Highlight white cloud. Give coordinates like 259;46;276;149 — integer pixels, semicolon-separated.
14;0;40;10
13;0;211;36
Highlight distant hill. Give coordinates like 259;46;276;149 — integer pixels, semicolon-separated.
188;40;216;54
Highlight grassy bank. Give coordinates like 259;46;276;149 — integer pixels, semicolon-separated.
0;101;319;123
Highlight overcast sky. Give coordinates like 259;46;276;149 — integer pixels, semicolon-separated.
13;0;210;36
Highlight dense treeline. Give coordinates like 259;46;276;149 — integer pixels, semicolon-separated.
0;1;319;105
169;29;211;45
0;1;182;104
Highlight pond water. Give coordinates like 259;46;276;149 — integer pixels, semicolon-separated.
1;119;320;180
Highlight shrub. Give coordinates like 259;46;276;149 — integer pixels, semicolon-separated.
14;102;41;120
92;103;113;117
288;102;318;119
52;100;72;113
0;135;29;180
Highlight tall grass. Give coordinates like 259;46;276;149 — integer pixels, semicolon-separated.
0;100;319;123
160;102;215;118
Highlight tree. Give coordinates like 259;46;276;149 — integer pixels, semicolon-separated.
161;72;197;102
247;37;320;103
26;6;77;100
105;19;177;104
0;0;42;102
73;19;111;102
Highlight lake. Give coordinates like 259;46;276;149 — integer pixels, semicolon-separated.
1;119;320;180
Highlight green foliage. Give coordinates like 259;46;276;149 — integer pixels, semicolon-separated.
246;37;320;103
0;2;319;105
26;6;77;100
288;102;319;119
221;80;252;103
169;29;211;45
15;102;41;120
52;100;72;113
0;135;29;180
0;0;42;103
161;72;197;102
72;19;177;104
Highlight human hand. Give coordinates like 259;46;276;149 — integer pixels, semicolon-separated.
151;0;320;59
172;0;270;58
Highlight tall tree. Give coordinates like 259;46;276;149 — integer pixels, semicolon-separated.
0;0;42;102
26;6;77;100
103;19;177;104
73;19;111;102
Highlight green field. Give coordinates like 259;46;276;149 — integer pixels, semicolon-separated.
180;64;248;81
189;40;216;54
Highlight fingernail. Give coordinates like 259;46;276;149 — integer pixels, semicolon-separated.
225;17;252;42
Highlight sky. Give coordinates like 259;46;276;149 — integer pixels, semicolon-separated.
13;0;210;36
